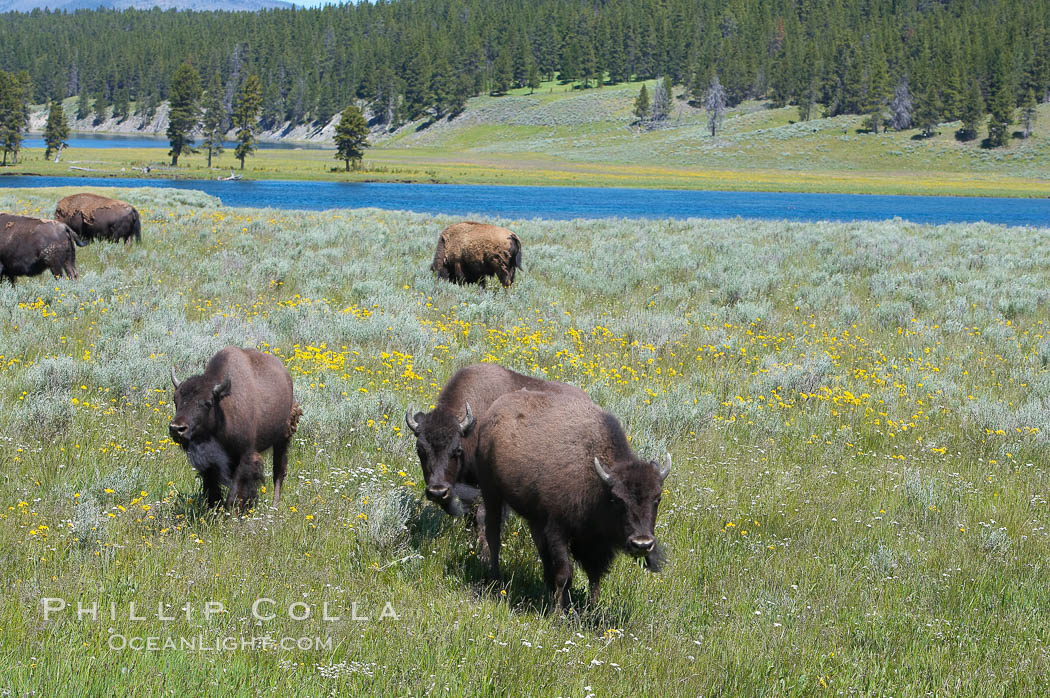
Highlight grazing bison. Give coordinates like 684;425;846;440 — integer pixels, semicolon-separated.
404;363;588;519
0;214;85;284
476;390;670;610
431;221;522;287
169;346;302;510
54;193;141;244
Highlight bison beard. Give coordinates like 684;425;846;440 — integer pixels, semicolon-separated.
476;391;670;611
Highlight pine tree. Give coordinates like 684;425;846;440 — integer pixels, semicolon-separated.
43;99;69;161
492;49;513;96
0;71;32;165
705;74;727;136
76;91;90;121
862;53;889;133
957;79;984;142
527;63;541;94
986;73;1014;148
633;83;649;122
167;61;202;166
889;78;912;131
914;84;943;138
649;77;671;123
232;74;261;169
1020;88;1037;138
112;86;130;122
334;103;369;171
92;87;107;124
201;72;226;168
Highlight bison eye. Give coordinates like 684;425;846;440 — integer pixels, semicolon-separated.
453;447;463;457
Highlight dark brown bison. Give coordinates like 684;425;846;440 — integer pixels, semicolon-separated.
404;363;588;519
169;346;302;510
476;390;670;610
0;214;86;284
54;193;141;244
431;221;522;287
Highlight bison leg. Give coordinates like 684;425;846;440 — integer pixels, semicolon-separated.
495;262;513;288
272;439;289;507
200;470;223;508
481;489;505;582
228;452;264;510
544;527;574;612
573;544;615;606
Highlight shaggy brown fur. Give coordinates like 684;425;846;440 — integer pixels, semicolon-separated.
431;221;522;287
54;193;141;244
169;346;301;510
476;390;670;611
405;363;588;517
0;214;86;284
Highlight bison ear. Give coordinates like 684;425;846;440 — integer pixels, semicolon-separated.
459;402;475;436
212;373;232;401
593;457;614;486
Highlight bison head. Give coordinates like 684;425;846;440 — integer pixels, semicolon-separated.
593;453;670;562
169;367;232;446
404;402;475;516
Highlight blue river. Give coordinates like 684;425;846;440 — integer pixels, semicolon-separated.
1;174;1048;225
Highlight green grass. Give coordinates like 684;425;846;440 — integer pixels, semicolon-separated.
11;80;1050;196
1;186;1049;695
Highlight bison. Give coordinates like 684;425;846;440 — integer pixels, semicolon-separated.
404;363;588;519
431;221;522;287
169;346;302;510
54;193;141;244
476;390;670;610
0;214;86;284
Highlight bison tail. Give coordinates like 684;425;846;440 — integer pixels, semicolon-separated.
285;402;304;439
131;209;142;242
69;228;89;248
509;233;523;272
431;232;447;273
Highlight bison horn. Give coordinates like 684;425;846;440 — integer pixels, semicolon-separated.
459;402;475;435
405;407;420;434
593;457;614;485
658;453;672;481
170;366;180;389
212;373;231;400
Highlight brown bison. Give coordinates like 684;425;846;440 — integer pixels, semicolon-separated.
431;222;522;287
0;214;86;284
169;346;302;510
54;193;141;244
404;363;588;519
476;390;670;610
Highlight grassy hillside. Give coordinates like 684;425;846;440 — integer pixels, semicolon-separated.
14;80;1050;196
1;187;1048;694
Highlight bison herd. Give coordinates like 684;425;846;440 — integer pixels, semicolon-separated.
10;190;664;611
0;192;141;284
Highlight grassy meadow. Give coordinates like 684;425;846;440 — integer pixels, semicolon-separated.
1;186;1049;695
14;81;1050;197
